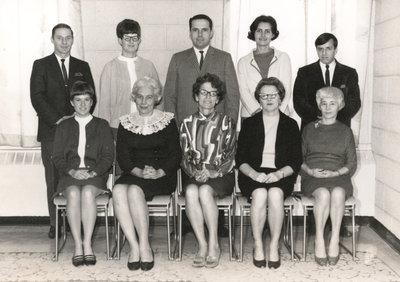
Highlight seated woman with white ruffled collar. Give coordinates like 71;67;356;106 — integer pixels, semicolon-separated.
112;76;181;271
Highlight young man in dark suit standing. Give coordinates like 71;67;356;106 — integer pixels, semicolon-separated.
30;23;95;239
293;33;361;129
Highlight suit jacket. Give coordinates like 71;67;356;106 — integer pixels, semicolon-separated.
30;53;95;141
164;46;240;125
236;111;302;184
293;60;361;129
52;116;114;177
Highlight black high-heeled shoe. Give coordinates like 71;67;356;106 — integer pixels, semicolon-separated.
140;249;154;271
268;249;281;269
252;249;266;268
72;255;85;267
127;260;140;271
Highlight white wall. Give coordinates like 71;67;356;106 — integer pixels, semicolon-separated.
373;0;400;238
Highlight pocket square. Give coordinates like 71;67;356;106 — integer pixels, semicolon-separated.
340;84;346;88
73;72;83;77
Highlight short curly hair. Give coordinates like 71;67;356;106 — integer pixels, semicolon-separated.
254;77;285;103
131;76;163;106
192;73;226;103
316;87;345;111
247;15;279;41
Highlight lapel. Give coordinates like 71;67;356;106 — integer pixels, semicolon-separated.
332;60;343;86
188;48;201;75
50;53;67;89
201;46;214;74
68;56;77;85
312;61;325;85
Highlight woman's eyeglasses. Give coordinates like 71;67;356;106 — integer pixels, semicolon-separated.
199;89;218;98
123;35;140;42
259;93;279;100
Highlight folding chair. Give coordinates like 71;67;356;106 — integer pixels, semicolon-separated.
53;192;111;261
301;195;357;261
174;169;237;261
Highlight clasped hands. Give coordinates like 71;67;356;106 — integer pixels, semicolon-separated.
250;171;281;183
194;168;219;183
69;169;97;180
141;165;165;179
308;168;338;178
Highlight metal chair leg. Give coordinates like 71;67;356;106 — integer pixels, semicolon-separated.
104;207;110;260
54;207;59;261
177;207;183;261
240;207;244;262
167;203;172;260
303;207;307;261
228;208;233;261
352;207;356;260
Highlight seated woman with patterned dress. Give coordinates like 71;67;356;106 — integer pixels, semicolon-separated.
52;80;115;267
236;77;302;269
179;73;237;268
112;76;181;271
300;86;357;266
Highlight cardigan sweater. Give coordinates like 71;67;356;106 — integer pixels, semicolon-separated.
236;111;302;180
52;116;114;177
237;48;292;118
98;56;160;128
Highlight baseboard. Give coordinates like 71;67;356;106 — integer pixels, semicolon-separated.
368;217;400;255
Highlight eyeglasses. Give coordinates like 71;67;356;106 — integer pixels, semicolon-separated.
259;92;279;100
123;35;140;42
199;89;218;98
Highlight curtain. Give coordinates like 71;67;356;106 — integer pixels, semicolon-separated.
223;0;374;147
0;0;83;147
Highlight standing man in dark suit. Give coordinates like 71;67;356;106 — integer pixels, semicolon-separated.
164;14;240;125
30;23;95;238
293;33;361;129
164;14;240;237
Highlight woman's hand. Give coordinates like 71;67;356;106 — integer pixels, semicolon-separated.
142;166;166;179
194;169;209;183
264;171;281;183
69;169;91;180
309;168;338;178
249;171;268;183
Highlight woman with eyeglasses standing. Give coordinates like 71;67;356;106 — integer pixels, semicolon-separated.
236;77;301;269
98;19;160;138
179;73;236;268
237;15;292;120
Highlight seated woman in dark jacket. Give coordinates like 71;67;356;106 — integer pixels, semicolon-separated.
236;77;302;269
300;86;357;266
52;81;115;267
112;76;181;271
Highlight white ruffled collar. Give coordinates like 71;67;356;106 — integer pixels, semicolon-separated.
120;110;174;135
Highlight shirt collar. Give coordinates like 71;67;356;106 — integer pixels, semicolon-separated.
319;59;336;70
193;45;210;56
55;53;70;64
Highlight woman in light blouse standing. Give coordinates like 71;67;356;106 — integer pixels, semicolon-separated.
180;73;236;268
237;15;292;119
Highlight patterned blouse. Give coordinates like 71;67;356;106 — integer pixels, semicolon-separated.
179;111;236;177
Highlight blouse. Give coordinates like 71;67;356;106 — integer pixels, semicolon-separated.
180;111;236;177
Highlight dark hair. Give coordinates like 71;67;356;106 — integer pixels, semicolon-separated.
189;14;213;30
247;15;279;41
192;73;225;103
315;33;338;48
116;19;141;39
254;77;285;103
52;23;73;38
70;80;95;101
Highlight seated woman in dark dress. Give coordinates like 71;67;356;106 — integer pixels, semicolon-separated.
236;77;302;269
52;81;115;267
300;86;357;266
112;76;181;271
179;73;236;268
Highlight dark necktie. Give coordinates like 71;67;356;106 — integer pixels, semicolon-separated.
61;59;68;87
325;64;330;86
199;50;204;70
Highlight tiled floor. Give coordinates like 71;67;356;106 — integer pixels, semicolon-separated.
0;223;399;281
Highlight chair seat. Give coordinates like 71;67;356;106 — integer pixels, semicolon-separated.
301;195;356;207
54;192;110;206
177;195;233;206
147;195;172;205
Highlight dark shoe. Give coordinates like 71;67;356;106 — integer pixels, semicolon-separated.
218;226;229;238
315;256;327;266
84;254;97;266
140;250;154;271
252;250;266;268
328;254;340;266
72;255;85;267
48;226;61;239
268;259;281;269
127;260;140;271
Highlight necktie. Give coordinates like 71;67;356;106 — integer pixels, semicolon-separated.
325;64;330;86
199;50;204;70
61;59;68;87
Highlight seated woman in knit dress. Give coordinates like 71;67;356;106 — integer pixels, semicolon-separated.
300;86;357;266
52;80;115;267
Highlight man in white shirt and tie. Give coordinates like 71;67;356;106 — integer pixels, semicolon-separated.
293;33;361;129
